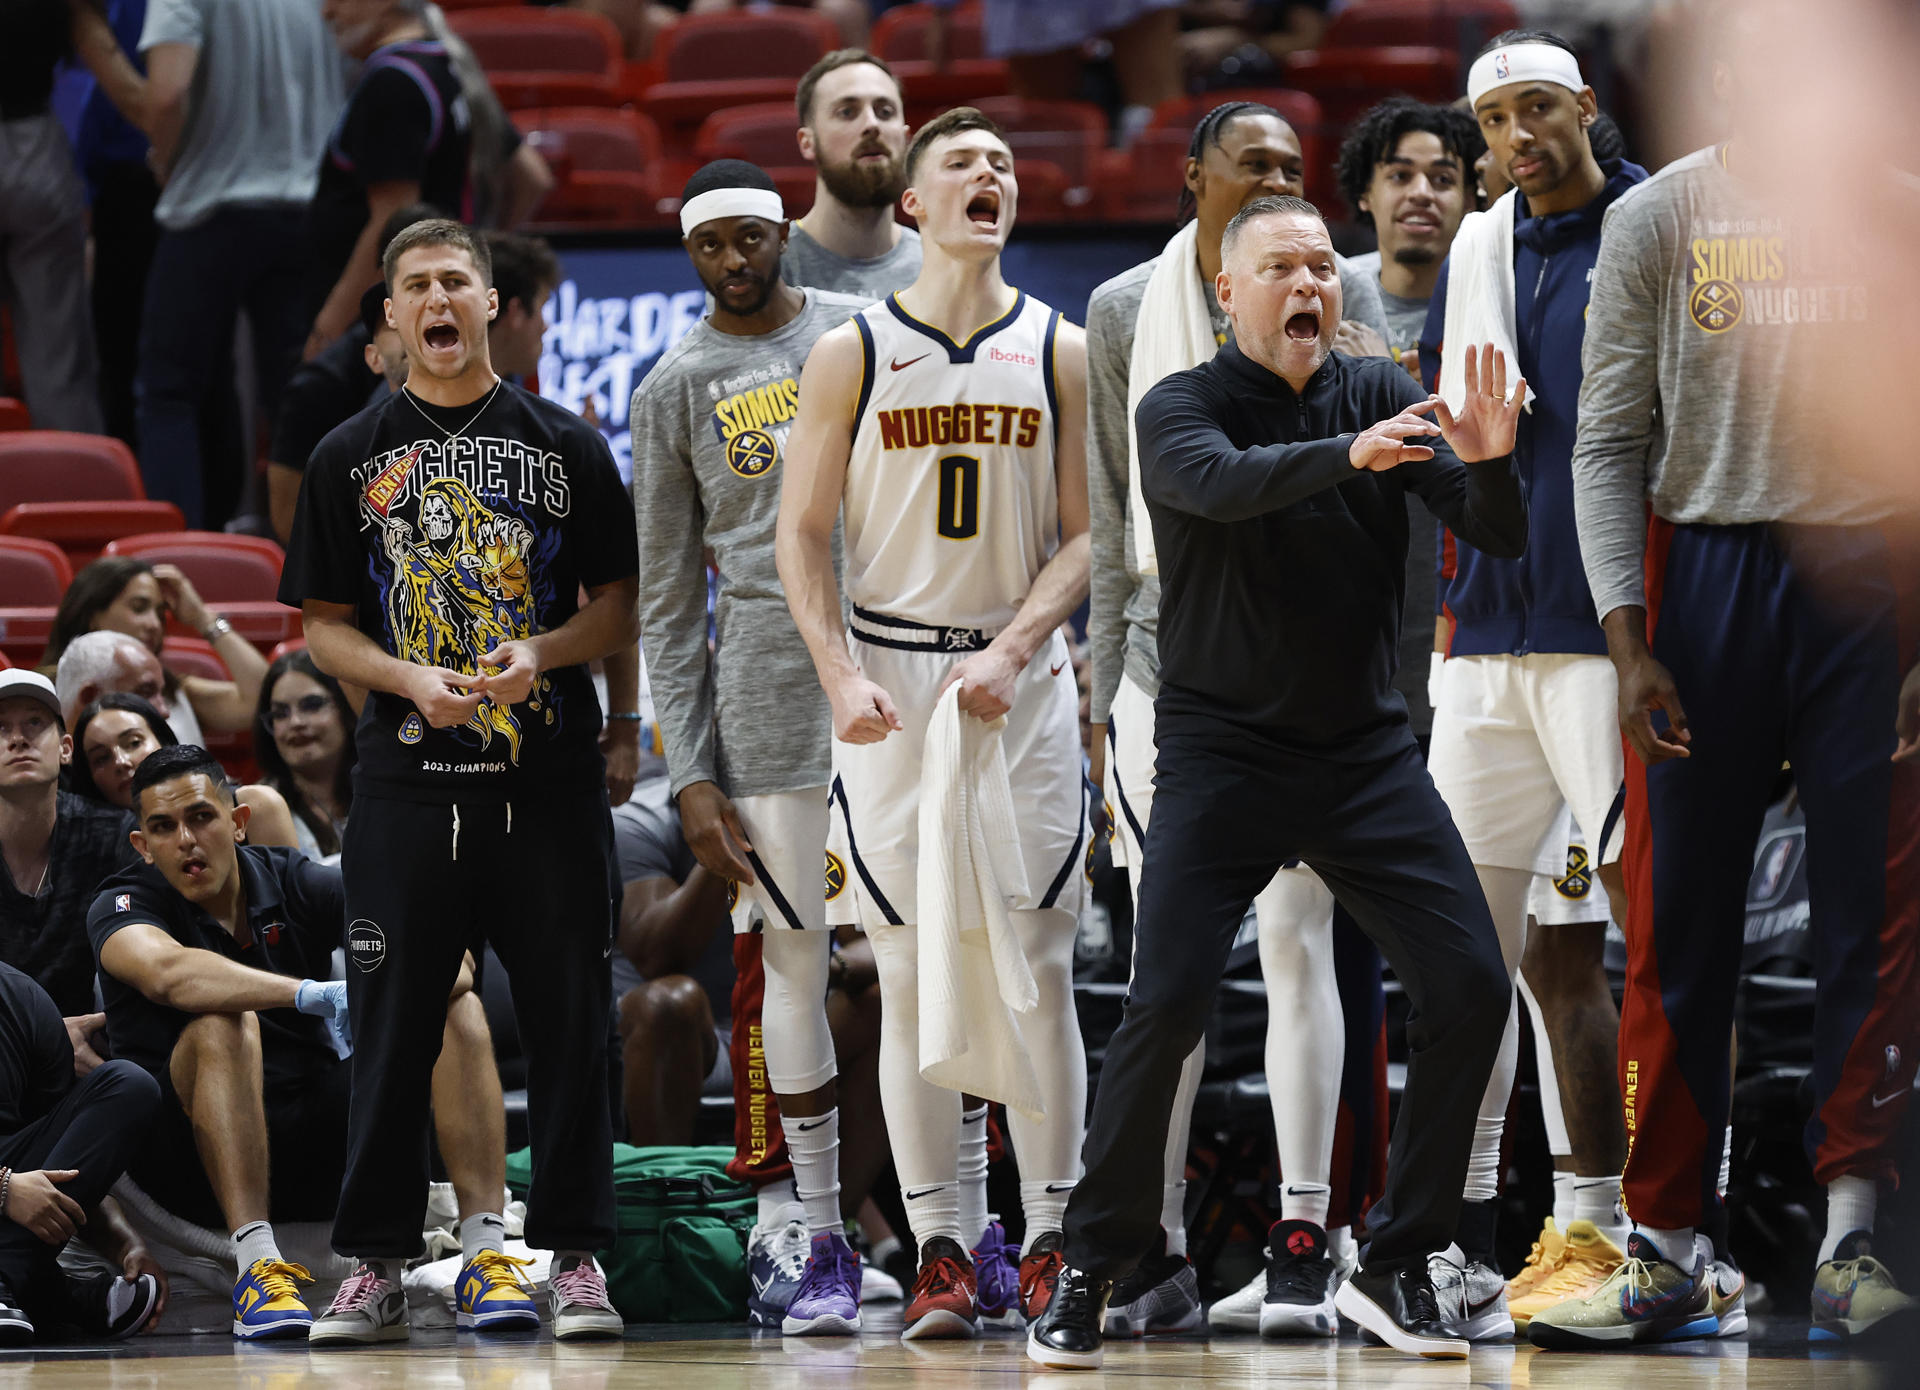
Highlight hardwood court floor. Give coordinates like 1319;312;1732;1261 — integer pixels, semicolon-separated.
4;1311;1911;1389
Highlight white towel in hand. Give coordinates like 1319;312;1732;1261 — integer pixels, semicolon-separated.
915;683;1044;1119
1436;188;1535;415
1127;219;1219;577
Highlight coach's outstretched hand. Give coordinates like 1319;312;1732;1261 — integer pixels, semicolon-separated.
1349;398;1440;472
1432;343;1525;463
295;978;353;1054
830;673;904;745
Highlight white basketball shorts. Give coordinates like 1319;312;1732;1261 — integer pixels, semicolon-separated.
1528;801;1616;926
729;787;831;934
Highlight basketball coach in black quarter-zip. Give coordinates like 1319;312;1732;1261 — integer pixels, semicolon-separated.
1032;194;1531;1367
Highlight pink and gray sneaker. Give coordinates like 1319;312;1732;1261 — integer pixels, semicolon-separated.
782;1232;863;1335
550;1257;624;1341
973;1221;1021;1327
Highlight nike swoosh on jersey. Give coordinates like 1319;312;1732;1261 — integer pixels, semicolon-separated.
890;354;930;372
1050;661;1067;676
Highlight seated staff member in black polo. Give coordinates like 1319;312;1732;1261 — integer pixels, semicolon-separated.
1029;195;1528;1368
87;746;519;1343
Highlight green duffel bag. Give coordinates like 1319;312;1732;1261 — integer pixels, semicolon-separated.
505;1144;755;1323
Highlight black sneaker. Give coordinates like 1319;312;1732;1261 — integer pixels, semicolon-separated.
1334;1262;1468;1358
1103;1231;1202;1337
70;1271;162;1340
1260;1219;1338;1337
0;1278;32;1347
1026;1264;1112;1370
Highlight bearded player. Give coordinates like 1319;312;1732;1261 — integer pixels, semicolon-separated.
777;107;1091;1341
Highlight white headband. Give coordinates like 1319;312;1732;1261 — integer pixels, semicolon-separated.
1467;42;1585;107
679;187;785;237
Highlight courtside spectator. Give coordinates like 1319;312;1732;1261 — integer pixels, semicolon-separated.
0;671;136;1053
69;694;301;850
133;0;341;529
44;559;268;745
251;652;356;862
481;231;561;381
88;745;519;1341
0;959;164;1344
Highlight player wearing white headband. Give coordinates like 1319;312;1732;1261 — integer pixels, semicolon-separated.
632;160;871;1335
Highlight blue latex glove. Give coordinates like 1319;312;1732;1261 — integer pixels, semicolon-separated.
294;978;352;1055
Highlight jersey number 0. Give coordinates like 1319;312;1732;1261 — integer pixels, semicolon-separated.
938;454;980;540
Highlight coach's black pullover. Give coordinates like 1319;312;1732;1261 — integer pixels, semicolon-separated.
1138;340;1526;757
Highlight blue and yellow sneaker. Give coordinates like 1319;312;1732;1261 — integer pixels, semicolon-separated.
456;1250;540;1331
232;1259;314;1341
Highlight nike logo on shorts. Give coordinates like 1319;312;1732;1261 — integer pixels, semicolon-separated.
1050;661;1067;676
891;354;930;372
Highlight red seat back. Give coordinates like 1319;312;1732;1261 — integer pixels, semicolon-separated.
0;500;185;568
694;103;804;168
969;97;1107;203
103;532;285;604
1324;0;1520;51
660;12;838;83
447;7;621;76
0;398;29;431
0;537;73;606
521;107;663;174
0;432;145;512
872;2;986;64
1283;47;1462;126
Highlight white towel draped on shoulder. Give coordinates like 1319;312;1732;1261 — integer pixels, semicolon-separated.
1126;218;1219;577
1436;188;1535;415
915;683;1044;1119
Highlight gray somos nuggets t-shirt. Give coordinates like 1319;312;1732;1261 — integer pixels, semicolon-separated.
628;289;869;800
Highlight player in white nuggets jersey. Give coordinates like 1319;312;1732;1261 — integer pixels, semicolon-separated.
778;108;1092;1343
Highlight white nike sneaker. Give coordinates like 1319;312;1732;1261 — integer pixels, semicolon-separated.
1208;1268;1267;1333
1428;1245;1514;1341
1708;1258;1749;1337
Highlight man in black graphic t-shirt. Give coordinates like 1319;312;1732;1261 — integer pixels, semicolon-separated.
280;219;638;1345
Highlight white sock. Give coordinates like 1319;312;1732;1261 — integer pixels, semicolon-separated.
901;1183;963;1254
233;1220;281;1271
1718;1124;1733;1197
1019;1179;1073;1255
460;1212;506;1263
756;1177;803;1232
1637;1225;1697;1269
1161;1182;1188;1257
1573;1176;1624;1239
1552;1170;1578;1227
1463;1109;1506;1203
958;1104;991;1244
1256;870;1342;1217
1820;1175;1877;1265
782;1108;843;1237
1280;1181;1331;1230
1328;1225;1356;1267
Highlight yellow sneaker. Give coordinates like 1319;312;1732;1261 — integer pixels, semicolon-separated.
1511;1221;1625;1331
1505;1218;1566;1304
457;1250;541;1332
232;1259;314;1340
1810;1232;1918;1342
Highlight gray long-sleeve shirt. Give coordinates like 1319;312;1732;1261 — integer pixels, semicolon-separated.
629;289;869;800
1085;250;1392;724
1572;147;1890;621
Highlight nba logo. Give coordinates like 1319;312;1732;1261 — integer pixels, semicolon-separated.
1495;51;1510;78
115;894;130;912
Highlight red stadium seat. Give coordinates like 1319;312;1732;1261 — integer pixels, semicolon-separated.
105;532;297;648
162;636;255;778
694;103;805;169
448;7;623;108
871;3;1008;112
0;397;29;431
1283;47;1462;127
0;537;72;606
643;12;840;148
0;500;185;567
0;537;70;670
967;97;1107;218
1141;88;1331;209
1323;0;1520;52
518;107;669;225
0;432;145;513
268;637;308;665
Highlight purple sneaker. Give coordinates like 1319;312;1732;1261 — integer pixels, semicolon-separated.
781;1232;863;1335
973;1221;1021;1327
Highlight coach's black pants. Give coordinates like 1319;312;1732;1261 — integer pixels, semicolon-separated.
0;1061;159;1309
1063;713;1510;1279
334;791;618;1258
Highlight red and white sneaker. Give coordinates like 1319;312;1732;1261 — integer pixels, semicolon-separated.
901;1237;978;1341
1020;1231;1066;1323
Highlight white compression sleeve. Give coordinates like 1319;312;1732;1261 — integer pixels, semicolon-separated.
1005;907;1086;1248
1517;969;1572;1159
1255;868;1342;1201
1464;865;1533;1202
1160;1039;1205;1256
761;928;836;1095
868;922;963;1250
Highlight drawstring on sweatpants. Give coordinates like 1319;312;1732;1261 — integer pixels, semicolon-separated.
506;802;512;835
451;805;462;861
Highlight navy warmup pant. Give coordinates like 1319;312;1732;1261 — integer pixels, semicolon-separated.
1621;520;1919;1230
1064;711;1509;1279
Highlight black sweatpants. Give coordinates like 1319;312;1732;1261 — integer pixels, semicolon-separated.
1062;713;1510;1279
0;1060;159;1307
334;790;618;1257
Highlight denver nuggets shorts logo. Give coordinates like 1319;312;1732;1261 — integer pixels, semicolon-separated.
1689;278;1743;334
824;851;846;901
725;428;778;478
1554;844;1593;900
